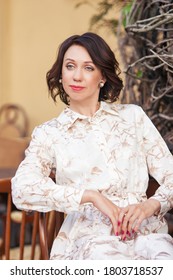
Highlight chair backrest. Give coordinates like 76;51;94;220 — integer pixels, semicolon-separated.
0;103;29;138
0;103;29;170
146;177;159;198
39;211;64;260
0;178;40;260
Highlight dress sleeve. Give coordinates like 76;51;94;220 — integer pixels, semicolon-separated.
11;125;85;214
139;107;173;216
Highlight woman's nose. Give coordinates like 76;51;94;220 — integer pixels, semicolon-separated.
73;68;82;81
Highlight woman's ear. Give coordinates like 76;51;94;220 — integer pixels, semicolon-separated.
99;76;106;88
102;75;107;84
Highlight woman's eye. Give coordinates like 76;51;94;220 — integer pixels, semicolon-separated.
66;64;74;70
85;66;94;71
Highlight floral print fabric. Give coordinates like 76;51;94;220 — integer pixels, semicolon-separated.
12;102;173;259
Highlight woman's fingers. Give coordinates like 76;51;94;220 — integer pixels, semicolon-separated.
118;205;145;240
110;206;122;236
92;192;121;235
117;209;127;236
118;209;132;240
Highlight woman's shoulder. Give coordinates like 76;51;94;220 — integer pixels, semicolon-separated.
112;102;142;111
109;102;144;118
35;117;58;131
31;109;72;138
31;116;63;139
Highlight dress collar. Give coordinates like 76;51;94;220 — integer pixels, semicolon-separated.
57;101;119;131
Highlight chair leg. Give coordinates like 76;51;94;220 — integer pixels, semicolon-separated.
30;212;39;259
5;193;12;260
0;216;6;257
39;213;49;260
19;211;26;259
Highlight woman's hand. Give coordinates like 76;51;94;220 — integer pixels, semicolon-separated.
118;198;161;240
81;191;161;241
80;190;121;236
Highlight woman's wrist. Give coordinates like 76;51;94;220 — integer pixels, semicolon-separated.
80;189;99;205
145;198;161;216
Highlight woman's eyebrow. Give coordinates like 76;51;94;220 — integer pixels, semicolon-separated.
64;58;94;64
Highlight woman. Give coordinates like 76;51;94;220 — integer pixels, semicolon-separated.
12;32;173;259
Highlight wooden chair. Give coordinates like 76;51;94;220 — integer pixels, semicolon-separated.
39;211;64;260
0;106;34;256
0;103;29;138
38;172;64;260
0;178;12;259
0;135;35;257
0;178;40;260
10;210;40;260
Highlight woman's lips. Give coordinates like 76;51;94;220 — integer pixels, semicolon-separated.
70;85;85;92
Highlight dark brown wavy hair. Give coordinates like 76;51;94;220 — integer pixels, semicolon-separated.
46;32;123;105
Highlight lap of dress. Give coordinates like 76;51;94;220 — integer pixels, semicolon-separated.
50;205;173;260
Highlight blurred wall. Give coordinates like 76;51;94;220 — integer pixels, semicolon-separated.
0;0;119;134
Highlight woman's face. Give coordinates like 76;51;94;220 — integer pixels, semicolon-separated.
61;44;105;105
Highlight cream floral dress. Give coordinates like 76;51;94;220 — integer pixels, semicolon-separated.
12;102;173;259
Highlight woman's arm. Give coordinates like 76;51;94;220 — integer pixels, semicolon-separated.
139;107;173;215
81;189;121;236
11;126;84;214
81;189;161;240
118;108;173;239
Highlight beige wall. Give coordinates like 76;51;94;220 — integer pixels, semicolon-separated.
0;0;119;135
0;0;11;105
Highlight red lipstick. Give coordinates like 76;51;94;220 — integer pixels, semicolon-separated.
70;85;85;92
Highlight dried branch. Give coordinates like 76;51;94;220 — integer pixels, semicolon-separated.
120;0;173;152
126;12;173;33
